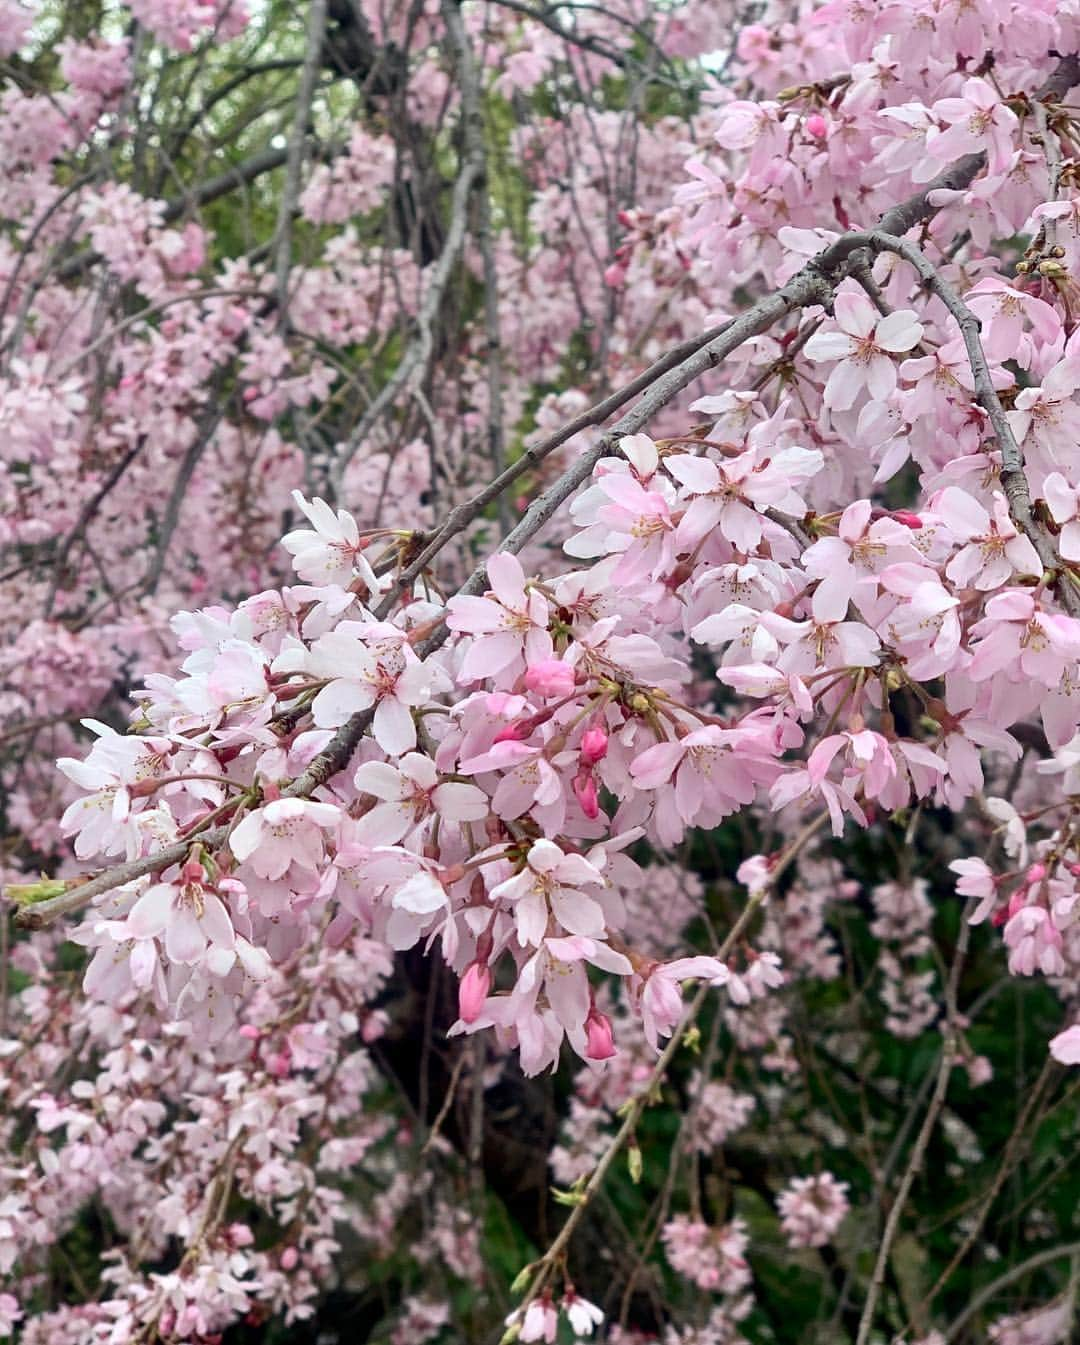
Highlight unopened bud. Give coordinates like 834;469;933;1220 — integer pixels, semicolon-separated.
584;1006;616;1060
573;771;600;820
628;1143;643;1184
458;961;492;1023
580;726;608;767
523;658;577;698
509;1262;535;1296
494;717;535;744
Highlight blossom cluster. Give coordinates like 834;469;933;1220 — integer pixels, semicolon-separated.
6;0;1080;1337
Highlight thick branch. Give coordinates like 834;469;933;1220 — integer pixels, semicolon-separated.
273;0;330;321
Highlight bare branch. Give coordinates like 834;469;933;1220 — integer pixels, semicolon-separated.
328;0;488;496
273;0;330;322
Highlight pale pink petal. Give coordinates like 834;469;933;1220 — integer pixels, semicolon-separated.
127;883;174;939
373;695;416;756
199;893;235;949
833;290;876;338
874;309;924;352
803;330;856;362
311;678;374;728
1050;1024;1080;1065
823;359;864;410
486;550;527;609
353;761;409;800
431;781;489;821
165;907;207;964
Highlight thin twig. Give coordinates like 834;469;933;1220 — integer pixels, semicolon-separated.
513;812;829;1316
853;900;975;1345
944;1241;1080;1343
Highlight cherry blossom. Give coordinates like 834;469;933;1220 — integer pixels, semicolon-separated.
446;551;553;681
803;289;924;410
928;78;1019;174
8;2;1080;1338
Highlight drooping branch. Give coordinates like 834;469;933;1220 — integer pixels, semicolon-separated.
328;0;488;497
815;228;1080;617
273;0;330;322
510;812;830;1320
18;54;1080;940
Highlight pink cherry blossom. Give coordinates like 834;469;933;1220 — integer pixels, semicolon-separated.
804;289;924;410
352;753;488;844
928;78;1019;174
934;487;1042;589
230;798;342;880
446;551;553;681
638;956;728;1050
1008;360;1080;462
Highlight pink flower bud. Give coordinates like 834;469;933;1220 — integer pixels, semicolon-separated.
584;1008;616;1061
280;1246;299;1270
892;510;923;529
524;659;576;698
267;1051;291;1078
458;961;492;1023
1003;887;1029;921
966;1055;993;1086
494;717;534;744
580;727;608;766
604;262;628;288
573;771;600;820
806;112;827;139
177;1306;201;1335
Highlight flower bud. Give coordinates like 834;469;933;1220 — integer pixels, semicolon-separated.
580;727;608;766
494;717;536;744
805;112;827;138
458;961;492;1023
584;1007;616;1060
573;772;600;820
267;1051;291;1078
627;1142;643;1184
523;658;576;698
